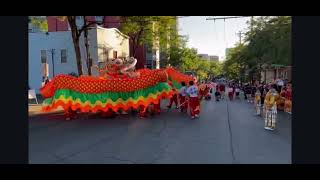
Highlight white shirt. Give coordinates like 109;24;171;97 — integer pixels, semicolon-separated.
277;80;284;86
186;85;198;97
179;86;187;97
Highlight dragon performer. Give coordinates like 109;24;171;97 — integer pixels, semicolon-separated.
40;57;174;120
165;67;198;115
263;85;279;131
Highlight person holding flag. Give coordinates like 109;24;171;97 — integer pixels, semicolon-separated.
178;81;188;113
167;82;179;109
186;80;200;119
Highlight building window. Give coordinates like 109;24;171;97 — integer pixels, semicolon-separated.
41;50;47;63
76;16;84;27
103;48;108;62
98;62;106;69
61;49;67;63
113;51;117;59
76;16;83;21
146;45;152;53
95;16;104;23
284;71;288;79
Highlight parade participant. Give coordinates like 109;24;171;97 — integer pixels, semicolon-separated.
139;105;148;118
44;76;50;85
167;87;179;109
219;83;226;100
204;82;212;100
244;83;252;103
215;84;221;101
103;109;117;118
211;81;217;94
198;81;207;100
259;84;265;106
284;84;292;114
186;80;200;119
64;107;78;121
277;87;286;111
254;87;262;115
150;99;161;116
235;85;240;99
276;78;284;93
228;85;234;101
264;85;279;131
178;81;188;113
209;81;214;94
250;84;256;103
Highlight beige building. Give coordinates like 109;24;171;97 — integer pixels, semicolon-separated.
96;27;130;64
261;64;292;83
209;55;219;61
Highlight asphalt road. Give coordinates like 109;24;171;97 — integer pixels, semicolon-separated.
29;96;291;164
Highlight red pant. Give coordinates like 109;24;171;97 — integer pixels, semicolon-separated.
189;97;200;116
179;95;187;112
64;107;77;119
228;92;234;100
139;105;148;117
168;94;178;107
151;100;161;115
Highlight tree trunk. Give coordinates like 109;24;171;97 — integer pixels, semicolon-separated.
258;63;262;83
68;16;83;76
131;40;137;57
83;16;92;75
131;29;144;58
74;38;83;76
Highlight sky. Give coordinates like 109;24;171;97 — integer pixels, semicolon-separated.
178;16;251;61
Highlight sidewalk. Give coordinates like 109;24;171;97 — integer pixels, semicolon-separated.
28;104;64;116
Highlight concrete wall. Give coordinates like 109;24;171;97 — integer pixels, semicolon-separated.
29;32;77;93
29;30;98;93
29;27;130;93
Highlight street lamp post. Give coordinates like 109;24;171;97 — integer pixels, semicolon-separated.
49;49;56;77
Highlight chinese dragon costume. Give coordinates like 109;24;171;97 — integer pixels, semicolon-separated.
40;58;194;119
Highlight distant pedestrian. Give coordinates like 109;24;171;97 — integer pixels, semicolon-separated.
228;86;234;101
219;83;226;100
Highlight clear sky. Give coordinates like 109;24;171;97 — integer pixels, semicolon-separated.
178;16;251;61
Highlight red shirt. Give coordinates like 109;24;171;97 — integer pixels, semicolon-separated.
285;90;292;100
219;84;225;92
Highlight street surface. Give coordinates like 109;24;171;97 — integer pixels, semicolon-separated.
29;96;291;164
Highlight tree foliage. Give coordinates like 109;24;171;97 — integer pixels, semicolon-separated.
223;16;291;82
29;16;48;32
119;16;180;58
176;47;222;81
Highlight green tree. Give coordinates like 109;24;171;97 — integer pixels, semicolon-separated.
180;48;199;72
244;16;291;80
29;16;48;32
224;16;291;82
167;35;188;67
119;16;181;60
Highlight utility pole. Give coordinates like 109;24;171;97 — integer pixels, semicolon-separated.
206;16;251;21
206;16;250;47
152;21;160;69
251;16;254;31
236;31;243;44
49;49;55;77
